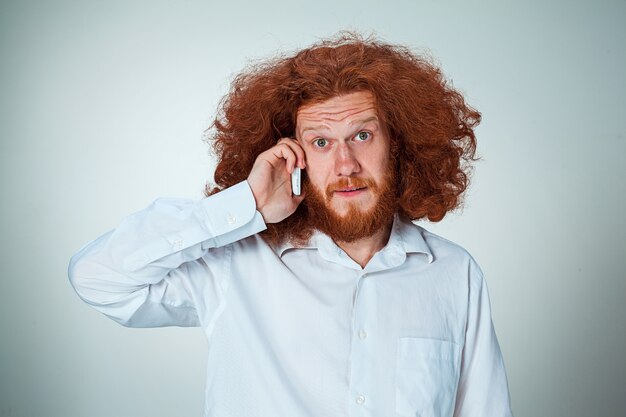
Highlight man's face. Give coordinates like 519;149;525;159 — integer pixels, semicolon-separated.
296;91;396;241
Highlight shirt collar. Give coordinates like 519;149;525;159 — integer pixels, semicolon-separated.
392;214;434;263
273;213;433;265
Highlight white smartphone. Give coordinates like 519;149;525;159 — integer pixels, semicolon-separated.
291;167;301;196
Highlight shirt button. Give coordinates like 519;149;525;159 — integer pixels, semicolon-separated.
356;394;365;405
227;214;236;224
172;239;183;250
358;330;368;340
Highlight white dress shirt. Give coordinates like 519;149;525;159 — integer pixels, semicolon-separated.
69;180;513;417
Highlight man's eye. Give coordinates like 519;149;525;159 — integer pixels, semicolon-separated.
314;138;328;148
355;131;370;141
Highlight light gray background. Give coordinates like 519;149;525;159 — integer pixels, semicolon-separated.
1;0;624;416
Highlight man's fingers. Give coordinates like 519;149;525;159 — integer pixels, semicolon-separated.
277;137;306;169
270;144;297;173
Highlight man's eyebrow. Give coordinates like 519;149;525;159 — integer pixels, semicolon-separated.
300;125;328;135
349;116;379;126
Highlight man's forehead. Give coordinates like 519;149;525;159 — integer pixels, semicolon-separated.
296;91;379;131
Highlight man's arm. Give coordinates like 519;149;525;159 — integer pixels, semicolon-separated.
68;181;266;327
68;137;306;328
453;261;514;417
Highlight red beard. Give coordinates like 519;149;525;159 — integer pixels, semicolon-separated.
302;167;398;243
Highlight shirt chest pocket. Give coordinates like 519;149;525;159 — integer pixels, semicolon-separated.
395;337;462;417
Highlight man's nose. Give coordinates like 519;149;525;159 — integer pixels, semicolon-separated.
334;143;360;176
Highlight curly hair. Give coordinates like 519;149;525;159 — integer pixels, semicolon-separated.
205;32;480;245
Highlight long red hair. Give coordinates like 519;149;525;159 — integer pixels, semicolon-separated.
205;33;480;245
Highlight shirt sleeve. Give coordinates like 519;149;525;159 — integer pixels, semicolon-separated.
68;180;266;328
453;262;514;417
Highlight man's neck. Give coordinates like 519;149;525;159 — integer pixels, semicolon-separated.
335;220;393;268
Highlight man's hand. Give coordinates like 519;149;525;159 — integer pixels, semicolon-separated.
247;138;306;224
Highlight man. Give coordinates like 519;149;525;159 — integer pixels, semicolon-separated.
69;34;513;416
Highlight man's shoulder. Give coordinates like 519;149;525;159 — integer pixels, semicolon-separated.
405;221;480;269
418;225;469;252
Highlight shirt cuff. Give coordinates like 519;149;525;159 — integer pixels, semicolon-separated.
200;180;267;247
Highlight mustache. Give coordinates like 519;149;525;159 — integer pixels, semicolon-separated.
325;177;377;199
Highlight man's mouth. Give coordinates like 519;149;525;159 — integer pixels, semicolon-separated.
324;178;373;199
335;186;367;195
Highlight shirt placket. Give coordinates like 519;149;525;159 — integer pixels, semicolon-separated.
347;270;377;417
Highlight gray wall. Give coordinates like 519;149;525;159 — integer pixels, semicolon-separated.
1;0;624;416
